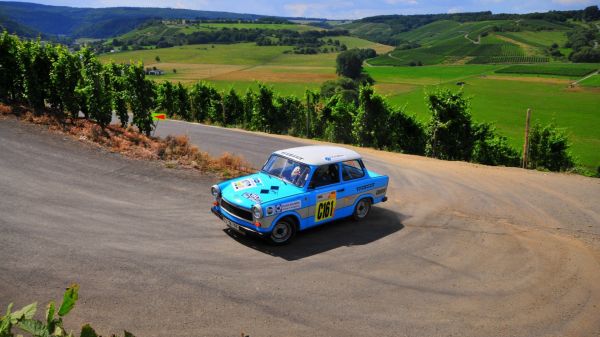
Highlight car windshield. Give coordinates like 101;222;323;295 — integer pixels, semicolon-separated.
261;154;310;188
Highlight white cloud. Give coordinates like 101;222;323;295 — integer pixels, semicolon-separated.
447;6;463;14
284;3;310;16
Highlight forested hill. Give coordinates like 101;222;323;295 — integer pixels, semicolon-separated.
0;12;41;38
344;8;599;45
0;1;269;38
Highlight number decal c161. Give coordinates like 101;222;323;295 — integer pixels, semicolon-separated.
315;191;336;222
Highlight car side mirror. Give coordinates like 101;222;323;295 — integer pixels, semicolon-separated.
308;181;315;190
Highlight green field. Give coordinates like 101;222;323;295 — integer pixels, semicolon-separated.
101;43;292;65
496;64;599;77
579;73;600;87
366;65;501;85
365;66;599;170
498;31;568;49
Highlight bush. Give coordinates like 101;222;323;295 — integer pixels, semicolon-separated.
425;89;474;161
527;122;575;171
386;107;426;155
0;284;135;337
472;122;520;166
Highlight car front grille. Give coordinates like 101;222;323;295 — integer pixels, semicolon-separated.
220;198;253;222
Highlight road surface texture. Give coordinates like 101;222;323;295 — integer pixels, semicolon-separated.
1;117;600;337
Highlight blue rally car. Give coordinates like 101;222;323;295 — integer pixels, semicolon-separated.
210;145;389;245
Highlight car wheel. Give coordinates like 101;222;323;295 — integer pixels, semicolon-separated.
353;198;372;221
268;218;296;245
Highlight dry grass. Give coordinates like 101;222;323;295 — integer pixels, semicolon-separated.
0;103;253;178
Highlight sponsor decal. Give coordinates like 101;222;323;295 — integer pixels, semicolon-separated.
242;192;261;203
267;200;302;217
356;183;375;192
315;191;336;222
253;177;263;185
324;154;345;162
231;178;257;191
280;151;304;161
280;200;302;212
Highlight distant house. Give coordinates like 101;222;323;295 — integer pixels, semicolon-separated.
147;69;165;75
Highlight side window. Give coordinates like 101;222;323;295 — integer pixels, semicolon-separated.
309;164;340;189
342;160;365;181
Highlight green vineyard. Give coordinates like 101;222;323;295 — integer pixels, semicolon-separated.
468;56;550;64
496;64;599;77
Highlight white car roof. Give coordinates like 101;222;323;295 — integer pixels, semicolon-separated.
274;146;362;166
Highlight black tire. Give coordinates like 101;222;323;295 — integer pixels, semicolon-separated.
268;217;296;245
353;198;372;221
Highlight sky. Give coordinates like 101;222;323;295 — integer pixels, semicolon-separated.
8;0;600;19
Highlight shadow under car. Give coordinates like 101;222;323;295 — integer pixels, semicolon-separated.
224;207;407;261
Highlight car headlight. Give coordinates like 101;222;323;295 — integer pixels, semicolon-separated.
252;204;263;219
210;185;221;198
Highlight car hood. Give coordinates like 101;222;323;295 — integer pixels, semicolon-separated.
220;172;303;208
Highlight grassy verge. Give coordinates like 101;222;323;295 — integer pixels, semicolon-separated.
0;104;253;178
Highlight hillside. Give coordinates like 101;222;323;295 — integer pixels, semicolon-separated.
0;12;41;37
98;20;351;55
366;18;599;66
0;1;273;38
343;10;587;45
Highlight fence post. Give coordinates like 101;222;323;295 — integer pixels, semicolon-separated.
522;108;531;169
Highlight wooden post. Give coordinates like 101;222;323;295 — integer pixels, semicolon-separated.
522;108;531;169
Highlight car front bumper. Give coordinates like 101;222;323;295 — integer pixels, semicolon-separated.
211;205;267;236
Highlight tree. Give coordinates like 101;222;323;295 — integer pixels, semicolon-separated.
275;95;302;135
583;5;600;21
106;62;129;127
222;88;243;125
570;47;600;63
320;77;359;104
156;81;176;118
471;122;520;166
386;107;426;154
49;45;81;118
303;89;320;138
321;95;354;143
77;53;112;128
425;89;474;161
190;81;219;123
174;82;190;120
126;62;156;136
352;86;389;148
241;89;255;129
336;49;363;79
20;39;54;113
527;122;574;171
251;84;279;132
0;31;24;103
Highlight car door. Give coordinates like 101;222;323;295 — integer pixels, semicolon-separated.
306;163;343;228
334;159;370;218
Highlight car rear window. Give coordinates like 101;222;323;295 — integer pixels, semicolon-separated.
342;160;365;181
